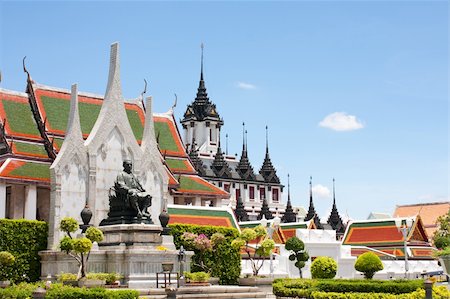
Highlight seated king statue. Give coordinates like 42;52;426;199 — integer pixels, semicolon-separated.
100;159;153;226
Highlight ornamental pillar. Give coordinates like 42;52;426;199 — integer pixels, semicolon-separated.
0;182;6;218
24;184;37;220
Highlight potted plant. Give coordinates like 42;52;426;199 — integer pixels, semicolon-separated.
0;251;15;288
58;217;104;284
156;245;174;272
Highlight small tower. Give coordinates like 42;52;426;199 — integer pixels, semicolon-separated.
257;198;274;220
181;44;223;154
327;178;345;239
281;174;296;223
234;196;249;222
235;123;256;180
188;138;205;176
259;126;280;183
210;142;231;178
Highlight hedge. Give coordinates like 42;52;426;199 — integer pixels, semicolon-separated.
169;223;241;285
0;283;139;299
272;278;441;299
45;285;139;299
315;279;424;294
0;219;48;282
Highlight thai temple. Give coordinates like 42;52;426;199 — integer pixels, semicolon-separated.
0;43;442;279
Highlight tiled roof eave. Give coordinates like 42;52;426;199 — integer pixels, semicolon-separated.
170;189;227;199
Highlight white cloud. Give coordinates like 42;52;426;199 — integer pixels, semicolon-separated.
312;184;331;199
237;81;257;90
319;112;364;131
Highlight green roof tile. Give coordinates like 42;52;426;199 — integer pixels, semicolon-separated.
179;176;215;192
154;121;179;153
14;142;47;157
10;162;50;180
2;100;41;137
166;158;189;171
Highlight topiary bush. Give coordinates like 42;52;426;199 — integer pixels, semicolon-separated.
285;236;309;278
0;219;48;282
0;251;15;281
354;252;384;279
310;256;337;279
170;223;240;285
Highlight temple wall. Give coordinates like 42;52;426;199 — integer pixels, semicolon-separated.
93;128;128;225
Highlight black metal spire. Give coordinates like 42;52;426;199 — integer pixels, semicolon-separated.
211;139;231;178
257;198;274;220
305;176;317;221
234;195;249;222
259;126;280;183
181;43;223;125
188;138;206;176
327;178;345;237
282;174;296;223
236;122;256;181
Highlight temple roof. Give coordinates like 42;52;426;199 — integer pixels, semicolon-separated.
168;204;239;229
0;80;229;199
342;216;430;247
0;158;50;183
393;202;450;238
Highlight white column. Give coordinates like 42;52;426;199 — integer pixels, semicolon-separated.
24;184;37;220
0;182;6;218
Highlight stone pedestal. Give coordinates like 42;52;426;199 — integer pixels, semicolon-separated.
40;224;193;288
98;224;162;249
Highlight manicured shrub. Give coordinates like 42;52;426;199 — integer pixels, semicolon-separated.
315;279;424;294
45;284;139;299
272;278;429;299
0;282;41;299
170;223;240;285
354;252;384;279
285;236;309;278
184;271;210;282
58;217;104;279
0;219;48;282
310;256;337;279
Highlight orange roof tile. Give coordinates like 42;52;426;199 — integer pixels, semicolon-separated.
394;202;450;238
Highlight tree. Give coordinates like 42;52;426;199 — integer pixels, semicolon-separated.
59;217;104;279
310;256;337;279
433;208;450;249
285;236;309;278
354;252;384;279
231;225;275;276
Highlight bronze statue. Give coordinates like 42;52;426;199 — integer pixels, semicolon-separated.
115;160;152;218
100;159;153;226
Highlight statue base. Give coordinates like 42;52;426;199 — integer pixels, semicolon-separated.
40;224;194;288
99;215;153;226
98;224;162;249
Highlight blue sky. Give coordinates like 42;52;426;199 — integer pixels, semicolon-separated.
0;1;448;220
